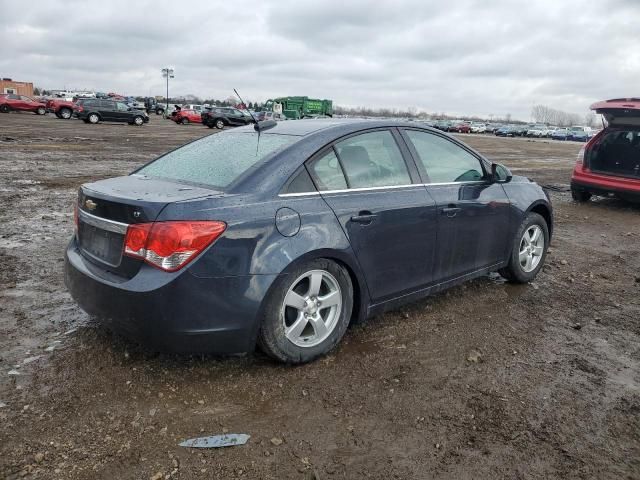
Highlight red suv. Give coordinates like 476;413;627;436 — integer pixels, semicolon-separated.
571;98;640;203
172;109;202;125
46;98;75;119
0;94;47;115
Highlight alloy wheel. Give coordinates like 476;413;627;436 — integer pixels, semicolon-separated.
519;225;544;273
281;269;342;348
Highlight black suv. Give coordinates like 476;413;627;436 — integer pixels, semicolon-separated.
73;99;149;125
201;107;254;129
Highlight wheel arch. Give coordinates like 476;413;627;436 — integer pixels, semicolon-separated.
527;201;553;238
252;248;370;346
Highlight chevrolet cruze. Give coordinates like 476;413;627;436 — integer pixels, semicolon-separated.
65;119;553;363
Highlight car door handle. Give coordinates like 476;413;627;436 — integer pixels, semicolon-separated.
441;206;461;217
351;211;377;225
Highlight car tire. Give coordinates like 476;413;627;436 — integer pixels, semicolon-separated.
133;115;144;126
258;258;353;364
0;104;9;113
181;118;189;125
571;188;591;203
55;112;62;119
88;113;100;124
215;119;225;129
36;107;46;115
498;212;549;284
59;108;72;119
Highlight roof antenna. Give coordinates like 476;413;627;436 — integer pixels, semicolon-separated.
233;89;259;128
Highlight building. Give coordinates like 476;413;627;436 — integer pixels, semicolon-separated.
0;78;34;96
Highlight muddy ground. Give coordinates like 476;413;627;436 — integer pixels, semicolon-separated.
0;113;638;479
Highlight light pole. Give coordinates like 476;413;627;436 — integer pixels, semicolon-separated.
161;67;174;111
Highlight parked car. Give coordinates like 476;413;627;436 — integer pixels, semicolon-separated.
448;122;471;133
571;98;640;203
73;99;149;125
551;128;570;140
0;94;47;115
65;119;552;363
201;107;255;129
172;109;202;125
567;126;592;141
46;98;75;119
495;126;515;137
470;123;487;133
144;98;165;115
254;111;286;122
526;125;548;137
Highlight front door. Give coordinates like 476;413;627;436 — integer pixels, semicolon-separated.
308;129;438;302
401;128;511;281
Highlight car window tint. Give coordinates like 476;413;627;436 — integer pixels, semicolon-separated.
283;168;317;194
405;130;485;183
137;133;296;189
309;150;348;191
335;130;410;188
116;102;128;111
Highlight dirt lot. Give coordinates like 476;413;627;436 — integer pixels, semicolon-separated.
1;113;639;479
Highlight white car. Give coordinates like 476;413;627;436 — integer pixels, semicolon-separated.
470;123;487;133
527;125;548;137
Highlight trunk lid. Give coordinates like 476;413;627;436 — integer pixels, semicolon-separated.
77;175;220;277
591;98;640;127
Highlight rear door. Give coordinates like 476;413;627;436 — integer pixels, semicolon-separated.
308;128;438;302
400;128;511;280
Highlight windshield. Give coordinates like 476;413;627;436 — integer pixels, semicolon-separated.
136;132;297;189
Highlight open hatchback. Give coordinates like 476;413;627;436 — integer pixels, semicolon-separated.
571;98;640;203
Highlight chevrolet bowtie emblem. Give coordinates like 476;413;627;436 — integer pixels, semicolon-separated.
85;199;97;211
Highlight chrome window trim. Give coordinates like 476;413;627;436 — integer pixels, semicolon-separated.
278;180;486;197
78;209;129;234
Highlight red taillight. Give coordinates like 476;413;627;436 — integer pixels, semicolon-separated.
124;221;226;272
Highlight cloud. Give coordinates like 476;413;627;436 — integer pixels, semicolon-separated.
1;0;638;119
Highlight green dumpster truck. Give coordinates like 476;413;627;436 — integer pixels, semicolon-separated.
262;96;333;119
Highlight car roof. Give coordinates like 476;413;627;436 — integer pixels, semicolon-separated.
235;118;424;137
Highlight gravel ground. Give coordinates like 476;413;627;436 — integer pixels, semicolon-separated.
0;113;639;479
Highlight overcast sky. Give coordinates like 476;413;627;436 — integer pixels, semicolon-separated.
1;0;638;119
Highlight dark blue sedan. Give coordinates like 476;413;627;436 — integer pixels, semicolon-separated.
65;119;553;363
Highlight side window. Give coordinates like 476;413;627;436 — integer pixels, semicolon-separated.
405;130;485;183
283;168;316;194
116;102;128;112
335;130;411;188
8;94;19;100
308;150;348;191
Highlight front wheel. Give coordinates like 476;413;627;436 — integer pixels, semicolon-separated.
499;212;549;283
36;107;46;115
133;115;144;126
181;118;189;125
0;104;9;113
215;119;225;129
59;108;72;119
258;259;353;364
88;113;99;124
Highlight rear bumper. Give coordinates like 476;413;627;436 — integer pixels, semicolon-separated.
64;239;278;354
572;165;640;196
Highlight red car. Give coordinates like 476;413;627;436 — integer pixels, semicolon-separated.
571;98;640;203
448;122;471;133
46;98;75;119
0;93;47;115
173;109;202;125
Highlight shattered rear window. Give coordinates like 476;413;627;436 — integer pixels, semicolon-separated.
136;132;296;189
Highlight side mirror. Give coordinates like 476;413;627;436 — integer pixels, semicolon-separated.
491;163;512;183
